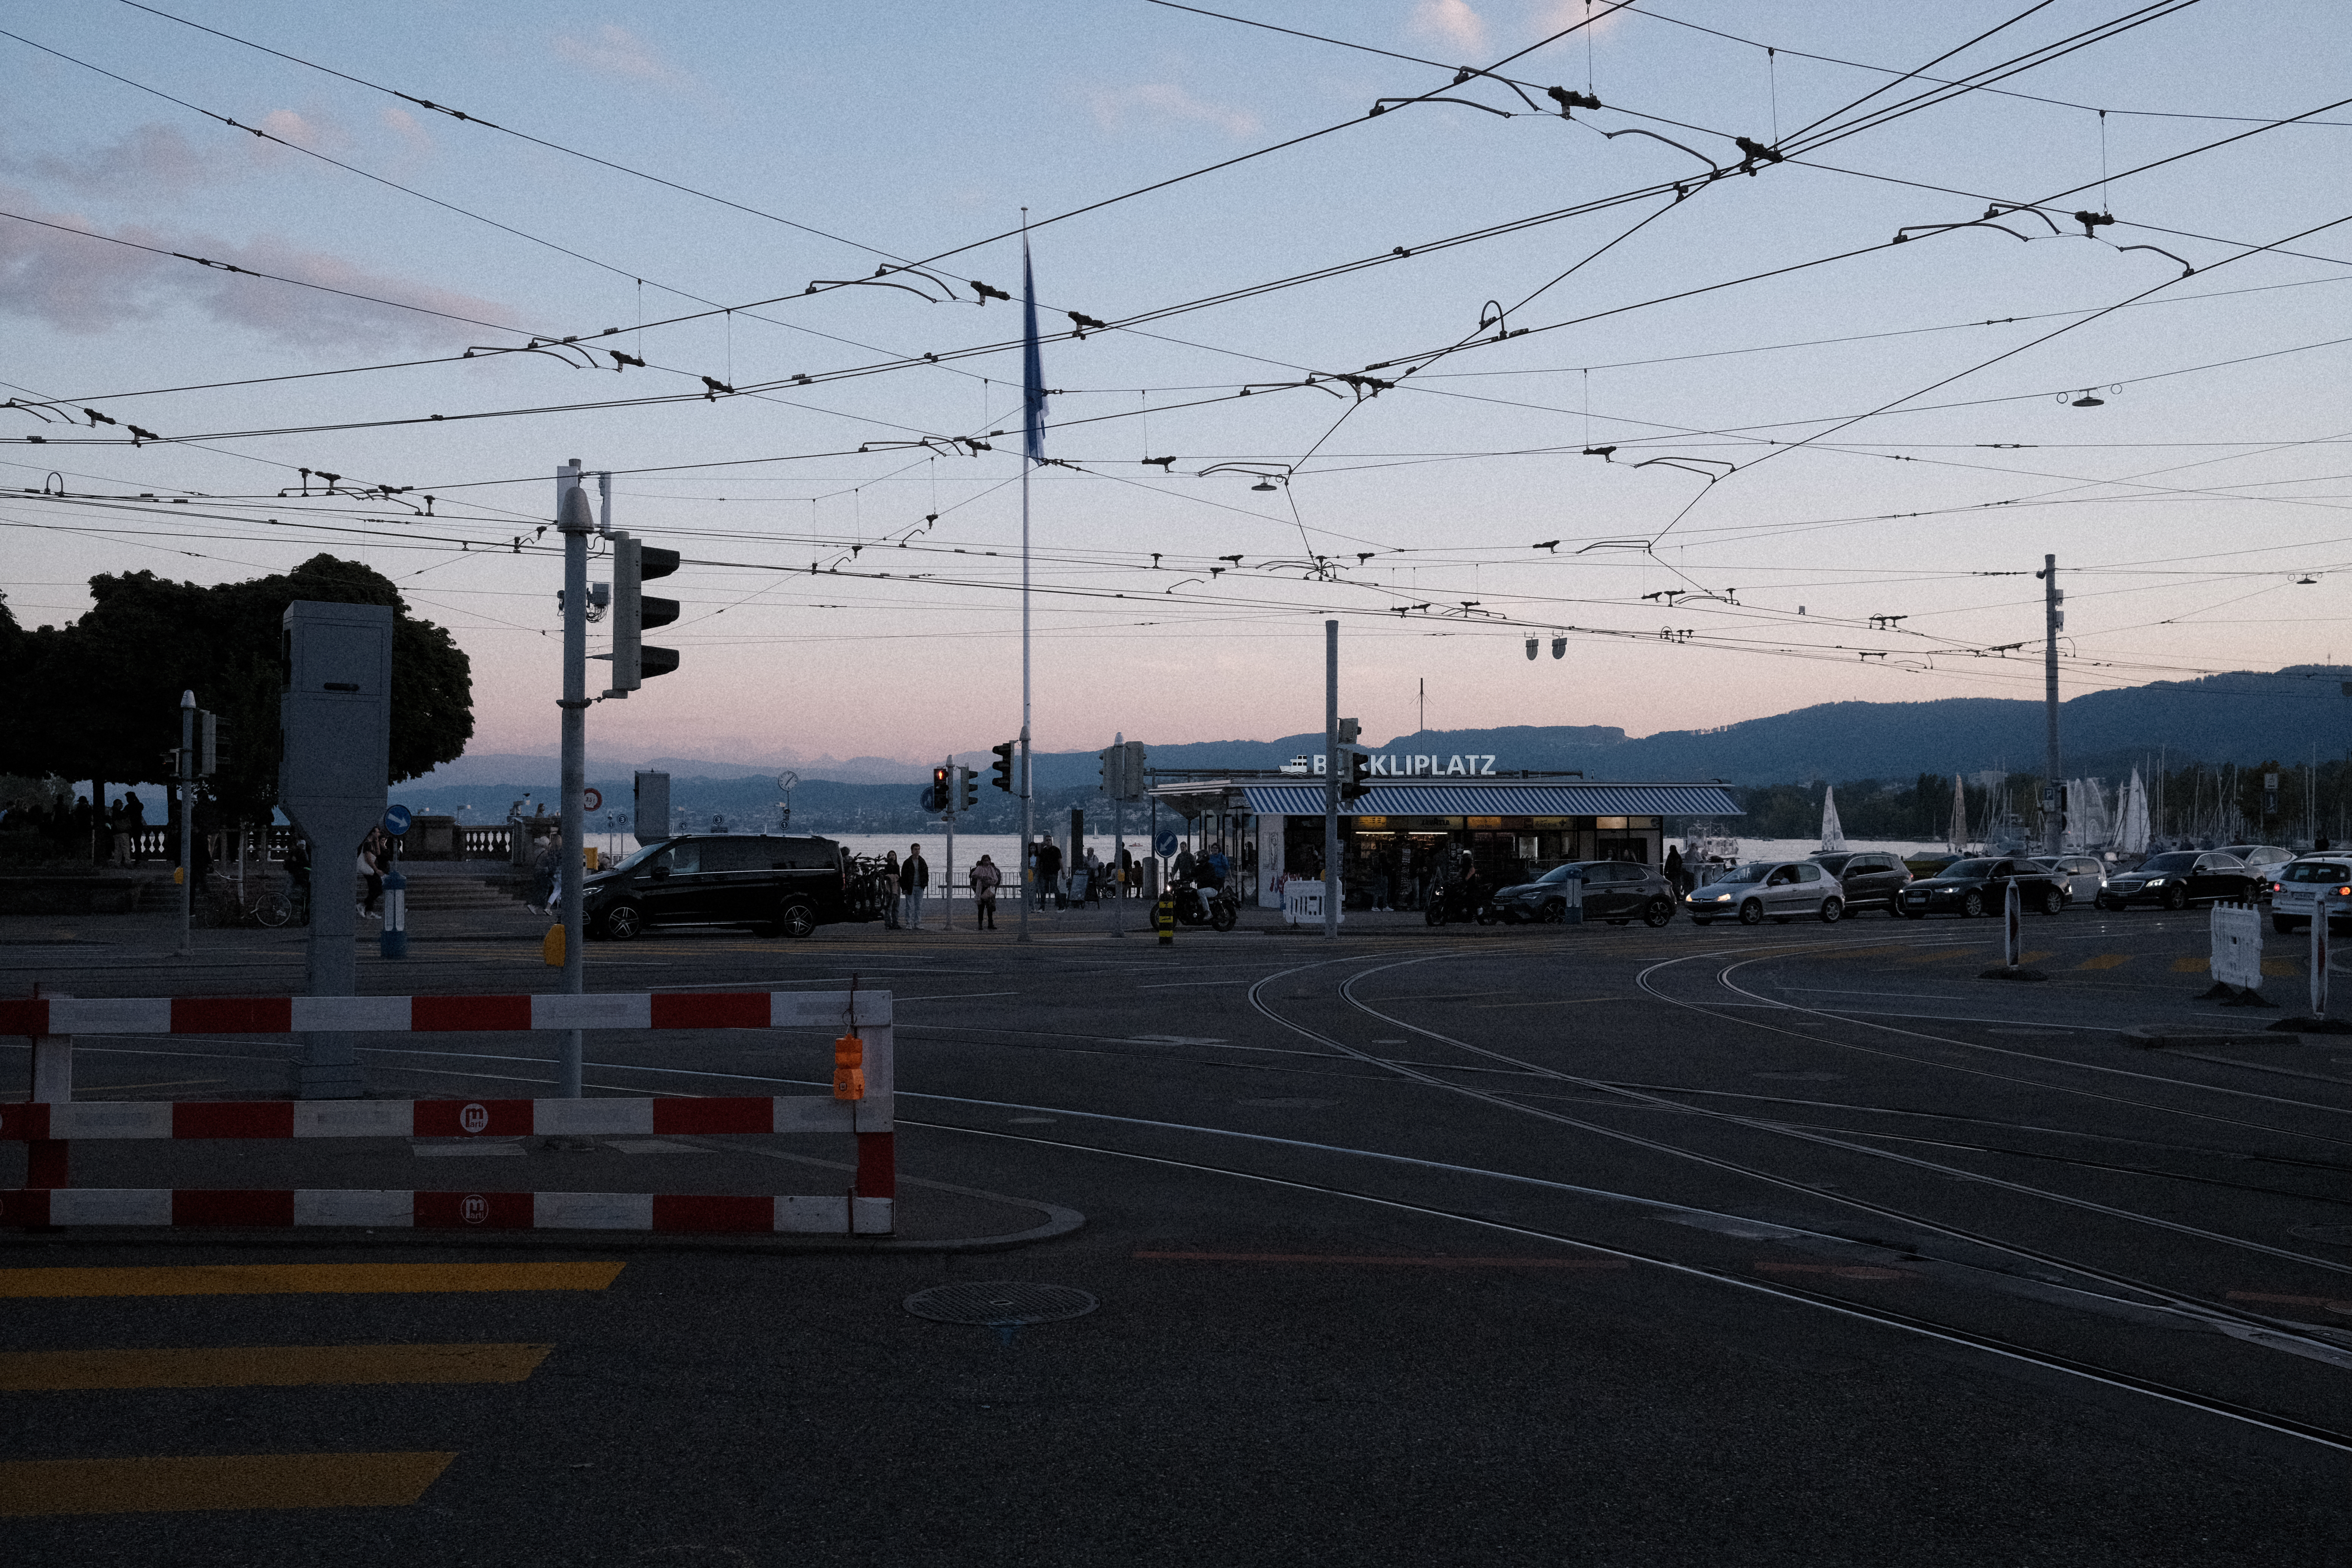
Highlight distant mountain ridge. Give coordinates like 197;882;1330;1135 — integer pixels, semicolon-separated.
415;665;2345;802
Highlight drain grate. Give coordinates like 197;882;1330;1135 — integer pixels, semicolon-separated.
905;1282;1098;1326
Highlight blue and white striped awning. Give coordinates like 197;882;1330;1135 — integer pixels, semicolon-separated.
1238;784;1741;818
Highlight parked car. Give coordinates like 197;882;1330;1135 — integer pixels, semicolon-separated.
1809;851;1912;914
2218;845;2291;899
584;833;858;939
1903;851;1966;878
1684;860;1848;926
2095;850;2262;912
1897;856;2068;918
1494;860;1677;926
2265;855;2352;934
2030;854;2107;905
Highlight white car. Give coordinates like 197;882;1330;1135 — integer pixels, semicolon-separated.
1684;859;1850;925
2031;854;2107;905
2267;855;2352;935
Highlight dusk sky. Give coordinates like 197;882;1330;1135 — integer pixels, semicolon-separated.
5;2;2348;769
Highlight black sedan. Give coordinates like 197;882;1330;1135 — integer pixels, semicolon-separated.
1492;860;1677;926
2096;850;2262;911
1896;856;2067;919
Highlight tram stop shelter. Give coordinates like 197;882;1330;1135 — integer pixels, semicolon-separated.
1145;774;1744;911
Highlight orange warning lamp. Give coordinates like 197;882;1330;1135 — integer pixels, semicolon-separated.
833;1032;865;1101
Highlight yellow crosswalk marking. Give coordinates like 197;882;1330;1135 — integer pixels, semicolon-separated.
0;1344;551;1390
2172;956;2210;974
2261;956;2302;977
0;1262;623;1298
2076;954;2130;970
0;1452;455;1515
1898;946;1977;963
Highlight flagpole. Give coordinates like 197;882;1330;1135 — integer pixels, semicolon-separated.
1017;214;1035;945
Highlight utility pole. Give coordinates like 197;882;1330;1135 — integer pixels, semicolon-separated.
1324;620;1340;940
556;461;593;1098
176;689;195;956
2040;553;2063;857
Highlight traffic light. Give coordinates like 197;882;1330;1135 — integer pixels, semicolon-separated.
990;740;1016;793
1121;740;1147;800
1340;747;1372;805
956;766;977;813
1098;745;1117;794
921;766;950;814
603;533;681;697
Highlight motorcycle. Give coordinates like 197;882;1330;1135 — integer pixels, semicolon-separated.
1174;877;1240;932
1423;879;1500;926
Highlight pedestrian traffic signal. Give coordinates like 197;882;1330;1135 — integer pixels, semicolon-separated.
956;766;977;813
603;533;681;696
1340;747;1372;805
990;740;1016;793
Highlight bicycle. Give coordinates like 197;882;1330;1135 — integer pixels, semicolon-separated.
205;870;294;928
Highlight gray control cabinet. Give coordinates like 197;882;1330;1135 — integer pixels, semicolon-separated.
279;600;393;1097
634;770;670;846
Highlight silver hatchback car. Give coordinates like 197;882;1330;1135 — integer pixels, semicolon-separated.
1685;860;1850;925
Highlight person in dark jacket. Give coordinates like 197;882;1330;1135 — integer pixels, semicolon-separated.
1664;844;1687;895
970;854;1001;929
1035;836;1063;909
900;842;931;929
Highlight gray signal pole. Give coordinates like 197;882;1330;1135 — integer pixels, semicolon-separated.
2041;553;2063;857
1324;620;1340;940
176;689;195;956
557;461;593;1098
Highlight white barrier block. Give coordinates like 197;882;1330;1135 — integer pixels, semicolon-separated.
51;1103;173;1140
534;1191;654;1230
534;1099;655;1137
295;1102;415;1139
52;998;172;1035
771;989;891;1029
851;1196;894;1235
291;996;413;1034
295;1189;415;1227
775;1195;850;1233
772;1098;858;1134
51;1189;173;1226
2211;903;2264;991
532;993;652;1032
855;1023;895;1133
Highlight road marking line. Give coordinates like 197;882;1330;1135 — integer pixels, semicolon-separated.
2228;1290;2352;1313
2076;954;2131;970
2172;956;2211;973
1754;1260;1917;1280
0;1452;456;1515
0;1343;551;1390
1472;996;1628;1008
0;1262;623;1298
1133;1250;1628;1268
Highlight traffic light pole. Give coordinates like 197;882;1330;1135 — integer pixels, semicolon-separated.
176;689;195;957
556;461;592;1098
1324;620;1340;941
1111;732;1127;940
2041;553;2063;858
943;757;956;933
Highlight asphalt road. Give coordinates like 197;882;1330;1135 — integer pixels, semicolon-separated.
2;900;2348;1564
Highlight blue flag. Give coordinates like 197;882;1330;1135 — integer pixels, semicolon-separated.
1021;237;1047;464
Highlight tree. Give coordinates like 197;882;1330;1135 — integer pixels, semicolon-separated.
0;556;472;818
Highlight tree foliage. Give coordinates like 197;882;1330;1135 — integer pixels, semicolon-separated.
0;556;472;818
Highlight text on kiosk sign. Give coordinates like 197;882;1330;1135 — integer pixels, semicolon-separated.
1284;753;1502;778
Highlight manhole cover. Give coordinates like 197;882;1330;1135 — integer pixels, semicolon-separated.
905;1282;1098;1326
2291;1225;2352;1245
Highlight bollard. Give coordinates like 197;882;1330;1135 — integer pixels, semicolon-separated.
2004;878;2022;970
543;924;565;967
1560;864;1584;925
379;865;407;959
1154;891;1176;946
26;988;70;1191
2313;893;2331;1020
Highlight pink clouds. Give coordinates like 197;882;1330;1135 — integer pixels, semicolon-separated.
0;187;513;350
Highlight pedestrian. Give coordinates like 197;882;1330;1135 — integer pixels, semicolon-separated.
970;853;1001;929
1081;848;1105;907
1664;844;1687;896
1035;835;1063;910
901;842;930;929
358;831;384;921
528;831;559;914
1173;842;1196;885
882;850;902;928
106;796;129;867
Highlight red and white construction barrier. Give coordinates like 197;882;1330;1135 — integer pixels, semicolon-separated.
3;988;894;1237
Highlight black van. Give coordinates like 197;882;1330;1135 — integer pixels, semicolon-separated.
582;833;858;940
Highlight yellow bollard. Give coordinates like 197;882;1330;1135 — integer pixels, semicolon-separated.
1153;892;1176;946
542;924;565;967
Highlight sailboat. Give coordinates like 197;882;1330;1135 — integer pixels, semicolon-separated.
2116;769;2151;856
1818;785;1848;853
1949;773;1969;853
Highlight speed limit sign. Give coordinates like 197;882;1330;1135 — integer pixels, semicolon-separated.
582;787;603;811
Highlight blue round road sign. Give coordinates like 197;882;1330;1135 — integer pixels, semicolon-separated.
1154;830;1179;858
382;804;413;836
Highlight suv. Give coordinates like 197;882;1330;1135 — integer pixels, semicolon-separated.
2267;855;2352;935
583;833;858;940
1810;851;1911;914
